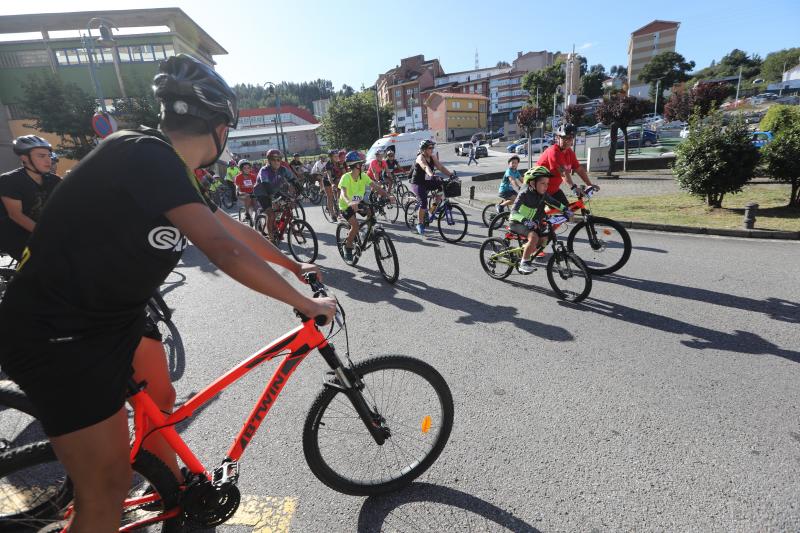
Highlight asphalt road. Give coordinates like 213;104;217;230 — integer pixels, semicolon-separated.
1;194;797;532
145;200;800;533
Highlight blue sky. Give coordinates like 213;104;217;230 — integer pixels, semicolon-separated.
2;0;799;89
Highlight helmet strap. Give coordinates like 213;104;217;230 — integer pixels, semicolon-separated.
21;155;46;177
202;120;226;168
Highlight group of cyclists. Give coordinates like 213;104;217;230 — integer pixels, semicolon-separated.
0;48;600;531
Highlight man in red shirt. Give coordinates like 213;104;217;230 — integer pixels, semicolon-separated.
234;159;257;222
536;123;597;207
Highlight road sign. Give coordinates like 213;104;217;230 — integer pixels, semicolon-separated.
91;112;117;139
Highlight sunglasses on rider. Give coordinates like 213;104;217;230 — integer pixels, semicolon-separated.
268;156;281;161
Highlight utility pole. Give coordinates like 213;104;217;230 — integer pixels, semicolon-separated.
735;66;743;103
654;78;661;117
374;88;381;138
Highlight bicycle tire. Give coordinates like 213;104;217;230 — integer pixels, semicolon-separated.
479;238;514;280
335;223;360;266
322;203;339;224
404;200;420;230
302;355;453;496
377;195;400;224
307;183;323;205
287;220;318;264
0;268;14;303
437;204;468;243
255;214;267;236
546;251;592;303
481;204;499;227
566;217;631;275
373;233;399;284
487;211;509;237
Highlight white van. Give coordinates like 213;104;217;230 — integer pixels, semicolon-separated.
366;130;435;171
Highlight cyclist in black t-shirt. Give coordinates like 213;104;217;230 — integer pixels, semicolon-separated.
0;55;336;532
0;135;62;260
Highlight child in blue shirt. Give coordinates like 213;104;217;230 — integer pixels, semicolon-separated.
497;155;522;213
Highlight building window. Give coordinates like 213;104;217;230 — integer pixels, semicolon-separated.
479;103;486;112
395;89;401;97
0;50;51;68
141;45;155;62
467;102;473;109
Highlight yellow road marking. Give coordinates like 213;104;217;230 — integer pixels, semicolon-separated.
226;494;298;533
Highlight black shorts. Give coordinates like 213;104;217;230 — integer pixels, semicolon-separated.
0;317;144;437
498;190;517;200
322;176;332;187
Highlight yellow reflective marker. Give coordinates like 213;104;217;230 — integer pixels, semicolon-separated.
227;494;297;533
421;415;432;434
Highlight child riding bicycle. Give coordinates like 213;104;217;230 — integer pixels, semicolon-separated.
509;166;571;273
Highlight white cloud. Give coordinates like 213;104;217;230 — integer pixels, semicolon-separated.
578;42;596;50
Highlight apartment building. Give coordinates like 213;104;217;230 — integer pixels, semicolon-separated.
376;55;444;132
236;106;318;130
424;92;488;142
627;20;680;98
0;8;226;170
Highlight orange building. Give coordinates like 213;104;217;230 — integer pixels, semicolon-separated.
424;92;488;142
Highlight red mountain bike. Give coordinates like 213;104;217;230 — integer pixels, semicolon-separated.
0;274;454;531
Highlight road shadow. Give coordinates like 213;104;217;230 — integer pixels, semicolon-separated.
567;297;800;364
159;319;186;382
320;266;424;313
357;482;541;532
598;274;800;324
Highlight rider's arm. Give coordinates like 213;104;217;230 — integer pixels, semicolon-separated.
542;193;568;212
0;197;35;232
431;154;453;177
416;154;436;177
167;203;323;316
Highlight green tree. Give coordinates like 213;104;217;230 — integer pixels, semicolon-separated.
521;63;565;115
718;48;761;79
762;125;800;206
758;104;800;135
609;65;627;79
496;60;511;68
595;94;649;174
580;71;605;99
563;104;584;125
112;78;159;129
588;64;606;76
233;79;335;112
638;51;695;105
319;90;392;149
21;72;97;160
340;84;355;98
673;111;759;207
759;48;800;82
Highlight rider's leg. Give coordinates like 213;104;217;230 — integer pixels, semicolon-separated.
266;207;276;241
346;213;358;248
521;231;540;262
49;408;132;533
132;336;180;480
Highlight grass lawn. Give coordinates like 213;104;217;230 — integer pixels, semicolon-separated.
588;184;800;232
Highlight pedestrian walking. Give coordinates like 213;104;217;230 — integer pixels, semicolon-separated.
467;143;479;166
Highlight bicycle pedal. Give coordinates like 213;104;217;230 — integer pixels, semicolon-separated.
213;460;239;486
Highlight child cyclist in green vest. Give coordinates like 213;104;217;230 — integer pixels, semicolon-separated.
339;151;375;262
509;166;572;273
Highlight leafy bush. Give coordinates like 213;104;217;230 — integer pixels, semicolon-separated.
762;126;800;206
673;111;759;207
758;105;800;136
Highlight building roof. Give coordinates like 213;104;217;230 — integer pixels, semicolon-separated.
0;8;226;55
228;123;321;139
429;92;489;100
239;106;318;124
631;20;680;37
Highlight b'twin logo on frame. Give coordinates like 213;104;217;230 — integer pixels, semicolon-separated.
148;226;188;252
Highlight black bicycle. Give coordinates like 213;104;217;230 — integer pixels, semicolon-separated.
403;176;468;243
336;194;400;283
487;186;631;275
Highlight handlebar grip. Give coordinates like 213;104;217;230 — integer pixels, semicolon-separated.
315;315;328;326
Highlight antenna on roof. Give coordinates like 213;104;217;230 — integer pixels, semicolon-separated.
475;49;479;70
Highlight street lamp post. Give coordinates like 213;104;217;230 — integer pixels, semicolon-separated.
653;78;662;117
374;87;381;139
409;97;416;131
264;82;287;159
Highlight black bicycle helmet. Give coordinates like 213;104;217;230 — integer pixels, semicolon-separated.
556;123;577;137
12;135;52;156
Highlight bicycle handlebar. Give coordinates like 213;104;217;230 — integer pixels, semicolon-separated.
300;273;344;328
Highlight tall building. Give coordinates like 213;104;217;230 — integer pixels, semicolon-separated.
375;55;444;132
0;8;226;170
627;20;680;98
563;53;582;105
488;51;556;132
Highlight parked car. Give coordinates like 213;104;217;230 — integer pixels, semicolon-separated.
366;130;435;169
679;126;690;139
602;129;658;148
455;141;487;157
506;138;528;152
515;137;551;155
642;113;662;123
751;131;773;149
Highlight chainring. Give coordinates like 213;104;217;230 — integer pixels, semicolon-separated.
182;481;241;527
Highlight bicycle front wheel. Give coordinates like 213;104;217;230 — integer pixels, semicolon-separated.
373;233;399;283
546;251;592;303
335;222;359;266
566;217;631;275
292;203;306;222
437;204;468;243
322;202;338;224
303;355;453;496
481;204;499;227
287;220;318;264
404;200;420;230
377;195;400;224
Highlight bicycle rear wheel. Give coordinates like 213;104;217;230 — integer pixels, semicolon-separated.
481;203;499;227
478;238;514;280
404;200;420;230
335;222;360;266
487;211;509;237
546;251;592;303
303;355;453;496
255;214;267;236
292;203;306;222
322;202;339;224
377;195;400;224
437;204;468;243
373;233;399;283
566;217;631;275
287;220;318;264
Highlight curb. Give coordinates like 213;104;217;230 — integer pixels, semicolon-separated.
459;199;800;241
